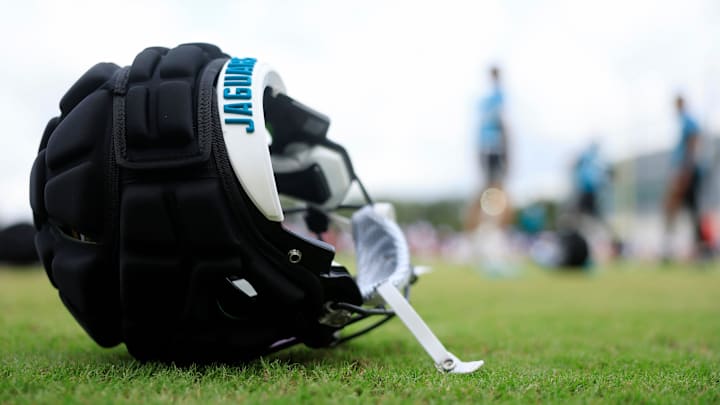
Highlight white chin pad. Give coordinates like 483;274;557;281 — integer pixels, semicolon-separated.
352;204;412;301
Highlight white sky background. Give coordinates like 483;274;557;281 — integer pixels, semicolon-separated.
1;0;719;222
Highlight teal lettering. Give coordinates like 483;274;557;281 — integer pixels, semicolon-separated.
224;75;251;85
222;57;257;134
224;103;253;116
224;87;251;100
227;66;254;75
225;118;255;133
229;57;256;66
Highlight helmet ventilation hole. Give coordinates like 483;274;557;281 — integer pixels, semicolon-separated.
58;225;97;244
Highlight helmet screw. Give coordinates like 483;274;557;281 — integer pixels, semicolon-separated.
288;249;302;264
442;359;455;371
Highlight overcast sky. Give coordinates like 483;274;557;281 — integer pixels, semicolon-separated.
1;0;719;222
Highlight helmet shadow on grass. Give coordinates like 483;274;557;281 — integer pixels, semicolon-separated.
43;336;406;380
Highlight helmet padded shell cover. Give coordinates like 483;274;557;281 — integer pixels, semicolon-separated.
30;43;362;362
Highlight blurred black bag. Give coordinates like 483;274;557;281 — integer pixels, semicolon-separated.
557;230;590;268
0;223;38;264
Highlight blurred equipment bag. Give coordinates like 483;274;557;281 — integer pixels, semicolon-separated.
30;43;481;373
0;223;38;264
530;230;590;269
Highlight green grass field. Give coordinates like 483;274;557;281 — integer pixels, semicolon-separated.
1;261;719;404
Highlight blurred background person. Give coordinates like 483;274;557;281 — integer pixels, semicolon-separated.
465;66;511;231
662;94;708;261
463;66;518;276
572;141;623;257
479;66;509;193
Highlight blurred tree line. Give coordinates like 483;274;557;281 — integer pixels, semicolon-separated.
386;198;560;233
388;199;466;231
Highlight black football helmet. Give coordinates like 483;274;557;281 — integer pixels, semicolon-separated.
30;43;482;373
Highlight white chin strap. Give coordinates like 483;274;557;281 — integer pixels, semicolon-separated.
376;282;484;374
352;204;484;374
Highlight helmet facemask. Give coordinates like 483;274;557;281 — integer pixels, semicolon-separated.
227;58;483;373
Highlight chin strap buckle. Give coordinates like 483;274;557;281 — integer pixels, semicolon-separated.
318;302;353;327
376;281;484;374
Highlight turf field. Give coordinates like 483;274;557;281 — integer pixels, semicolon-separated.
1;261;719;404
